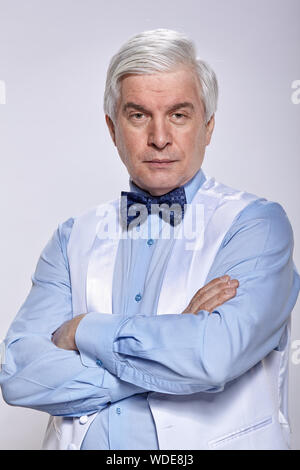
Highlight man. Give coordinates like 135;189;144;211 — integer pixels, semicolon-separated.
0;29;299;450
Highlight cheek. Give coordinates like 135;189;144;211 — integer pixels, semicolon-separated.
191;125;207;151
115;128;144;168
115;127;131;158
178;128;204;155
117;125;138;151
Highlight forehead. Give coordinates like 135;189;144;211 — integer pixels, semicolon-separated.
118;67;203;109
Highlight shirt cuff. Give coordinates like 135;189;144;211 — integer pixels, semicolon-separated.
75;312;123;374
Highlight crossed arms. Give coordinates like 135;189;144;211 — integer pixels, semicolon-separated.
51;275;239;351
0;200;299;416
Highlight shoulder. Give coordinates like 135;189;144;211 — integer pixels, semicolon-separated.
236;198;293;237
201;175;294;248
56;217;75;253
223;197;294;251
236;198;289;221
56;197;120;252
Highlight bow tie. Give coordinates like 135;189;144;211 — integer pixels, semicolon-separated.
121;186;187;228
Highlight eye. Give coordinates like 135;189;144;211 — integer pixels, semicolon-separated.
130;112;145;120
171;112;187;121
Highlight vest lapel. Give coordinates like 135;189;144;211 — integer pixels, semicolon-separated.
86;199;120;314
156;176;255;315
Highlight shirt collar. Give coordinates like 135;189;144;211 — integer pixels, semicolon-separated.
129;168;206;204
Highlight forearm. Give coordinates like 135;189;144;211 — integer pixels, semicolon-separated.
75;203;300;393
0;220;149;416
0;334;148;416
75;272;296;394
76;310;223;394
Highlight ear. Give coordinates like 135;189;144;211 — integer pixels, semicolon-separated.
105;115;116;146
205;114;215;146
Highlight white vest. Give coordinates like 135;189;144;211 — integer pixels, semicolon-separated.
42;175;291;450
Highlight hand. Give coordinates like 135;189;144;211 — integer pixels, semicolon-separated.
181;275;239;315
51;314;86;350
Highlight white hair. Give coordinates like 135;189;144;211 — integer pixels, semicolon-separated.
103;29;218;124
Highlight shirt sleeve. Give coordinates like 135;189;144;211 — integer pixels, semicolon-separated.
75;200;300;394
0;218;148;417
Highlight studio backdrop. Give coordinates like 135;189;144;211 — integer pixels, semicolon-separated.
0;0;299;450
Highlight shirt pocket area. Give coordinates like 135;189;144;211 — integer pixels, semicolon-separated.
208;416;273;449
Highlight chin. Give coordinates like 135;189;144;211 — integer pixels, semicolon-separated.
134;170;181;194
145;179;180;195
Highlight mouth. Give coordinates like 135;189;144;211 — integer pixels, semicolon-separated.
145;160;178;168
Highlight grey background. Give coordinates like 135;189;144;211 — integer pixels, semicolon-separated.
0;0;299;450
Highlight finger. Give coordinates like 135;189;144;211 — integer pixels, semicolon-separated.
200;287;237;314
199;276;231;294
181;277;239;314
193;276;237;300
189;279;239;311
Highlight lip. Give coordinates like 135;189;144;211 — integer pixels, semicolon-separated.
145;160;177;167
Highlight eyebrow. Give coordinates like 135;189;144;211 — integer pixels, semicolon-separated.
123;101;195;114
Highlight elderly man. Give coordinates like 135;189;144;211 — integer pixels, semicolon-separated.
0;29;299;450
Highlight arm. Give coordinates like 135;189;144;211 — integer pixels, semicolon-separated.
0;217;235;415
75;200;300;393
0;219;148;417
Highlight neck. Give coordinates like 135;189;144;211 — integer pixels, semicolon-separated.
132;171;202;197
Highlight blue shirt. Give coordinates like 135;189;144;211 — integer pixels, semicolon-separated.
0;169;299;450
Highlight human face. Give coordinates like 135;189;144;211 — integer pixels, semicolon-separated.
106;67;215;196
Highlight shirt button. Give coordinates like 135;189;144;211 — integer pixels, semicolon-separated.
79;415;88;425
116;407;121;415
147;238;154;246
135;293;142;302
96;359;102;367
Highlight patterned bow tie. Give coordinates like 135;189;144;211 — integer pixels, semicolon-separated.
121;186;187;228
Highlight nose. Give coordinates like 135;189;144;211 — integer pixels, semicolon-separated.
147;117;172;150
